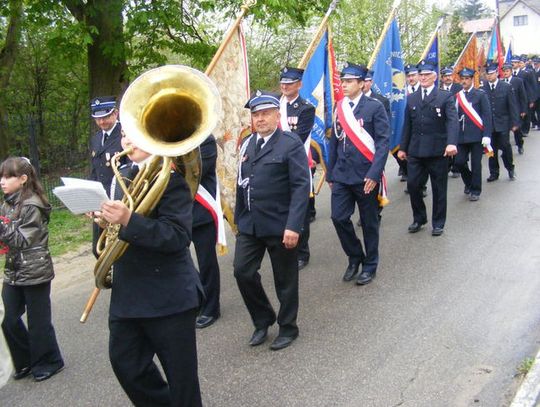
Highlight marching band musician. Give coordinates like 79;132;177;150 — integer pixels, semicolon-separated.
234;91;310;351
278;67;316;271
89;96;128;258
327;62;390;285
97;130;204;407
454;68;493;201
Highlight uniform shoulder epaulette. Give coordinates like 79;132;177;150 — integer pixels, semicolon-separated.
477;88;486;94
302;99;314;107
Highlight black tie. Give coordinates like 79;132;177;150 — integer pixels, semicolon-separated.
513;70;517;77
103;132;109;146
349;101;354;109
255;138;265;155
491;84;495;91
423;89;428;100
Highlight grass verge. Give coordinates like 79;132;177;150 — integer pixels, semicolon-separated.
48;209;92;257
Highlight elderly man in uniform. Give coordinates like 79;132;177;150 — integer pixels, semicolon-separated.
511;55;537;137
327;62;389;285
502;62;528;155
482;61;520;182
454;68;493;201
398;60;459;236
279;67;315;271
234;91;310;351
89;96;128;258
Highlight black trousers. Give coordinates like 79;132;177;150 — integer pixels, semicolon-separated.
489;131;514;176
534;99;540;126
407;156;448;229
513;127;524;148
1;282;64;375
233;233;299;337
192;221;220;317
455;142;483;196
331;182;380;274
297;209;311;262
392;150;408;176
109;309;201;407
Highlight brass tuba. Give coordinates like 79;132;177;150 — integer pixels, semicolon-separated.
93;65;222;290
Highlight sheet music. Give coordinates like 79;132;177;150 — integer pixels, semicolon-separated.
53;178;109;214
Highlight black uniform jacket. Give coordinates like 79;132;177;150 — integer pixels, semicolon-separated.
517;68;538;103
401;88;459;158
327;95;390;185
285;96;316;143
193;135;218;228
481;80;520;133
369;92;391;119
110;169;202;319
90;122;127;195
235;129;310;237
507;76;528;114
456;88;493;144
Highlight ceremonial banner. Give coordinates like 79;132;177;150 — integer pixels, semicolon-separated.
299;29;342;164
420;18;443;87
371;18;406;152
207;24;251;233
453;33;480;87
505;40;513;63
487;18;504;75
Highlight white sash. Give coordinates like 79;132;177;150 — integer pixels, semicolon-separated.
279;96;292;132
455;90;484;130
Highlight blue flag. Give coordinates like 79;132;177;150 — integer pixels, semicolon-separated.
425;32;439;87
300;30;340;164
371;19;406;151
505;40;513;63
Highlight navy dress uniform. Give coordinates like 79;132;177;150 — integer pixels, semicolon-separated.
532;56;540;128
405;64;420;95
502;62;528;154
279;67;316;270
89;96;128;258
327;63;390;284
234;91;310;351
440;66;463;95
454;68;493;200
108;160;204;407
400;60;459;235
482;62;520;181
512;55;537;135
192;135;221;329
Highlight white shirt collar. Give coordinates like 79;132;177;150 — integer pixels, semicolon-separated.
421;84;435;96
490;79;499;88
286;95;299;105
345;93;363;110
256;128;277;146
365;90;373;97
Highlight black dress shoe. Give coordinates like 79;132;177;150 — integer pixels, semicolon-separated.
298;259;309;271
270;333;298;351
309;215;316;223
249;327;268;346
356;270;375;285
196;314;220;329
343;262;360;281
422;188;428;198
408;221;426;233
469;194;480;202
33;365;64;382
400;174;407;182
487;174;499;182
13;366;31;380
464;186;470;195
356;218;361;227
518;146;524;155
451;171;460;178
508;170;516;180
431;227;444;236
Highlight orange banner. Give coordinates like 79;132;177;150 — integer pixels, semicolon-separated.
453;35;481;87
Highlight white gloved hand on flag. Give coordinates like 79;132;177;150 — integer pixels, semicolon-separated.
481;137;491;147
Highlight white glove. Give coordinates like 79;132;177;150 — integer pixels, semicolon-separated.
481;137;491;147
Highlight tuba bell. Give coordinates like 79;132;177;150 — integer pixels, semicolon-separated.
93;65;222;291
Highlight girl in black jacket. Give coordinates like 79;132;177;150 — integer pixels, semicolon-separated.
0;157;64;382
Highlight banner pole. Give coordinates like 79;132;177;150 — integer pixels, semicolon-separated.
367;0;402;69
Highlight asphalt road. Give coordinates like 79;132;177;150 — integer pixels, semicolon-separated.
2;131;540;407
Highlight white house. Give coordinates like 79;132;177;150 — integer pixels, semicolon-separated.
499;0;540;54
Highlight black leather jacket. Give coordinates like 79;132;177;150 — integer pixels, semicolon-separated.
0;192;54;286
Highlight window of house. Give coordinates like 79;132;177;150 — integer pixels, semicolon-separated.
514;15;528;26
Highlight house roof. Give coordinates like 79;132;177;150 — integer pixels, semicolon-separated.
461;18;495;33
500;0;540;20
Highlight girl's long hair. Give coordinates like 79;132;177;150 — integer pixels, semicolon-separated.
0;157;49;217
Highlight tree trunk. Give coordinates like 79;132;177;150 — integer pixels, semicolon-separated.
85;0;129;99
0;0;24;158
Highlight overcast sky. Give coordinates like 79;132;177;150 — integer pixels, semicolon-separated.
434;0;498;12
